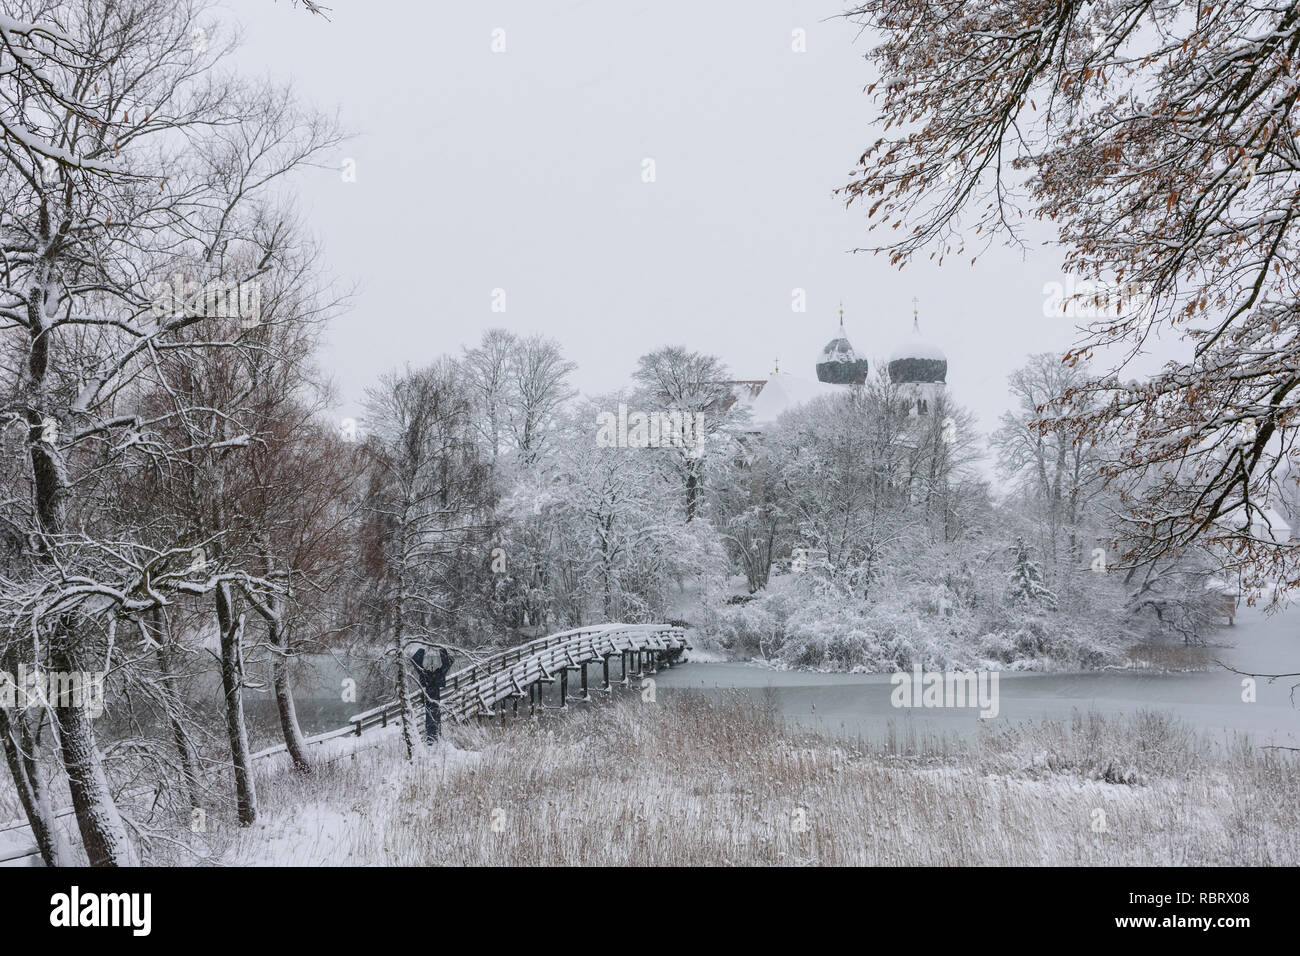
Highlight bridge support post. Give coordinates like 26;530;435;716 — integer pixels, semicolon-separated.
560;668;568;709
580;663;588;701
602;655;611;692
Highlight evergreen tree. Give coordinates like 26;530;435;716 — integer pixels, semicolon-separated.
1007;539;1058;611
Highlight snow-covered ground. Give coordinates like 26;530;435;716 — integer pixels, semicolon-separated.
236;731;480;866
213;694;1299;866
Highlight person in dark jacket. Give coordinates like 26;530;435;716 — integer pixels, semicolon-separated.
410;646;453;742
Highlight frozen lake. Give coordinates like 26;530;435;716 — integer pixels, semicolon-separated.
246;606;1299;748
653;607;1300;747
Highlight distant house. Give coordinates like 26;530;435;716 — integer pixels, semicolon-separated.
1254;506;1293;541
1215;503;1293;543
1203;576;1241;625
1204;503;1293;622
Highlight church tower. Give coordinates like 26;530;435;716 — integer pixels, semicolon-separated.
815;304;869;386
887;300;947;415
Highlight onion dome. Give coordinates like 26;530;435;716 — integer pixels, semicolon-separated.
815;305;869;385
887;306;947;384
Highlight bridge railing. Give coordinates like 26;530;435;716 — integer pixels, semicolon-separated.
441;624;687;722
347;622;686;734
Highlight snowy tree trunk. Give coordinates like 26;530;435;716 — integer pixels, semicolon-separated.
0;706;64;866
601;524;615;620
53;641;138;866
267;604;312;774
394;556;414;761
215;584;257;825
29;378;135;864
151;609;200;808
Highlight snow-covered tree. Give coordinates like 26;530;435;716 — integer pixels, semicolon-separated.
712;438;789;593
363;361;494;759
461;330;575;468
840;0;1300;592
462;328;517;460
632;346;736;521
771;386;910;591
992;353;1107;578
1007;540;1059;612
765;372;983;594
0;0;341;858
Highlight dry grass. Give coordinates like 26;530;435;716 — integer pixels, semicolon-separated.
1124;640;1216;671
217;692;1300;867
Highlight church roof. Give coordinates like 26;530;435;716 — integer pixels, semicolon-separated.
731;372;844;430
819;330;862;364
888;311;947;384
816;307;869;385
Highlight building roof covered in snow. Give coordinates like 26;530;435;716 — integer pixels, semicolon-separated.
1215;504;1294;542
728;371;844;431
815;307;870;385
888;308;947;385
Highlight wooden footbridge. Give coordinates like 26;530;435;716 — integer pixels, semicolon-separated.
347;622;691;735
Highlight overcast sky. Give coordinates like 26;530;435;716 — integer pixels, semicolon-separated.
222;0;1164;439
